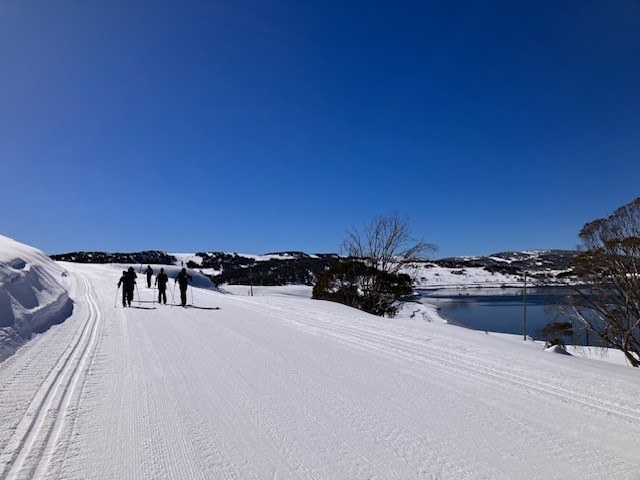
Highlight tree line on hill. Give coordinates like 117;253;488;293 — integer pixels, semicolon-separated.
50;250;343;286
51;249;579;287
51;251;177;265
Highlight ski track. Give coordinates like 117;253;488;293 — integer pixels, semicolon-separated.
211;296;640;479
0;273;101;480
228;297;640;425
1;264;639;479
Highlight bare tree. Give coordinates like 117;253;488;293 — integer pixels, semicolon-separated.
340;213;436;275
563;198;640;367
313;214;436;316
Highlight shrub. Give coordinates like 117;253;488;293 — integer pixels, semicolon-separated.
312;260;413;316
540;321;573;348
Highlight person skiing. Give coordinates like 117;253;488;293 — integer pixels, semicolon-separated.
145;265;153;288
120;267;137;307
155;268;169;305
117;270;128;307
175;268;192;307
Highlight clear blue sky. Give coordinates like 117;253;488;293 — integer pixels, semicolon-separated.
1;1;639;258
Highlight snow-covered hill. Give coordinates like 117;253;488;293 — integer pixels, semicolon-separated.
412;250;577;289
0;235;73;362
51;249;577;287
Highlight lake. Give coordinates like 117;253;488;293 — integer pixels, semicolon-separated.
417;287;577;341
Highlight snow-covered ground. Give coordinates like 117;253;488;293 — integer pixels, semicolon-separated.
222;284;313;298
1;240;640;478
411;264;522;288
411;264;571;289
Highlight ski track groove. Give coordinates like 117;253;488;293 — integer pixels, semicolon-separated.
0;273;101;480
55;291;106;477
0;278;91;458
32;275;103;479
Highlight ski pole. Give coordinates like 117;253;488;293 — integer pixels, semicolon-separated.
171;282;177;307
190;284;194;306
115;285;120;308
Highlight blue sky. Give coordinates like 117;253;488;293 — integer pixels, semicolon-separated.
1;1;639;258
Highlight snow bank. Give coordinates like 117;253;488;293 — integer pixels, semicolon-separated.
544;344;571;355
0;235;73;362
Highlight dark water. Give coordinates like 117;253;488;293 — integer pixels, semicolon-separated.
418;287;575;340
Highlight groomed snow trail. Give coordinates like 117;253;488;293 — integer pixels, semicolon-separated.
1;264;640;479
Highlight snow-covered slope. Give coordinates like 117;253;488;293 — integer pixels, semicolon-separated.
0;257;638;479
0;235;72;362
411;250;577;288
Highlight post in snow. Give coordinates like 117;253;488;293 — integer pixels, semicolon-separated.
522;270;527;341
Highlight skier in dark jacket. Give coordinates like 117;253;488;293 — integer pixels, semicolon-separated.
117;267;137;307
175;268;192;307
145;265;153;288
155;268;169;304
117;271;128;307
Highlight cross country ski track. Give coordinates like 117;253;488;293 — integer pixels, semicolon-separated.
0;272;102;479
0;263;639;479
225;297;640;424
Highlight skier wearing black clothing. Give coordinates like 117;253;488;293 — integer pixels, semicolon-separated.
155;268;169;304
117;271;128;307
175;268;192;307
145;265;153;288
117;267;137;307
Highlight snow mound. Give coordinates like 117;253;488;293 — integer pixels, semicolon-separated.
0;235;73;362
544;344;571;355
395;301;448;323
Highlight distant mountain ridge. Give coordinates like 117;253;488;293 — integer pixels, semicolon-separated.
50;249;578;286
434;250;577;274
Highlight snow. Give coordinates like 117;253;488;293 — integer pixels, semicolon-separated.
563;345;633;366
413;265;524;288
222;284;313;298
234;253;311;262
0;235;73;363
488;256;511;263
395;301;447;323
1;242;640;478
171;253;204;267
470;330;636;367
544;344;571;355
407;250;577;289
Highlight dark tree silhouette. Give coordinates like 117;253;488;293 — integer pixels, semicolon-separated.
563;198;640;366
